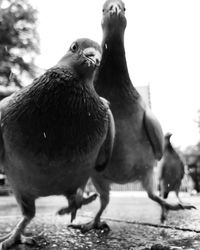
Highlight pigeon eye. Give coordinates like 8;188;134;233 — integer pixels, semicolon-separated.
70;42;78;52
102;9;105;13
124;7;126;11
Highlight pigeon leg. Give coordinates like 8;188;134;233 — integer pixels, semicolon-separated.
57;193;98;216
0;194;36;250
142;168;196;223
70;193;98;223
175;189;182;203
69;177;110;233
82;193;98;205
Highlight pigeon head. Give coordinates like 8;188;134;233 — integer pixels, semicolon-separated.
57;38;102;80
102;0;127;35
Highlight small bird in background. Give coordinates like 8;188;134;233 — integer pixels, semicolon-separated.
158;133;185;203
0;38;115;249
69;0;195;232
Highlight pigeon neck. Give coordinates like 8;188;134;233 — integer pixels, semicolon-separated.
102;32;128;74
94;30;139;107
166;142;174;153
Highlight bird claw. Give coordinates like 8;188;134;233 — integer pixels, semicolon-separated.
20;235;36;245
160;202;196;223
68;220;110;233
96;221;110;232
57;207;71;215
0;234;36;249
82;193;98;205
70;209;77;223
164;201;196;211
179;203;196;210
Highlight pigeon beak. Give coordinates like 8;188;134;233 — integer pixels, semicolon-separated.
109;3;121;15
83;48;101;67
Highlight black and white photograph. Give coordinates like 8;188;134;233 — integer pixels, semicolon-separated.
0;0;200;249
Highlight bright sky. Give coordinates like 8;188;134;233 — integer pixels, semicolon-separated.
31;0;200;150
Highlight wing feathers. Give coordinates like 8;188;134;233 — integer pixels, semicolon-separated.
143;108;164;160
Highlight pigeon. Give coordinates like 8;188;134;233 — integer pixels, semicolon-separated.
0;38;115;249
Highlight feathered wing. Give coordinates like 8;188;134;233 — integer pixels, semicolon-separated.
173;151;185;179
0;94;14;114
157;157;166;180
0;94;14;166
143;107;164;160
95;97;115;172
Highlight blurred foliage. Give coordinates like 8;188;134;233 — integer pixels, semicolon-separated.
183;143;200;166
184;110;200;160
197;110;200;137
0;0;39;87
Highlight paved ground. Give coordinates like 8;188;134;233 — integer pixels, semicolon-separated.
0;191;200;249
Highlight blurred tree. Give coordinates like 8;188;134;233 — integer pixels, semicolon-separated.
0;0;39;88
197;110;200;137
193;110;200;148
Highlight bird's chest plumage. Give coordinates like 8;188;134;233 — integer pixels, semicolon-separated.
95;48;140;118
2;75;108;160
2;72;108;196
